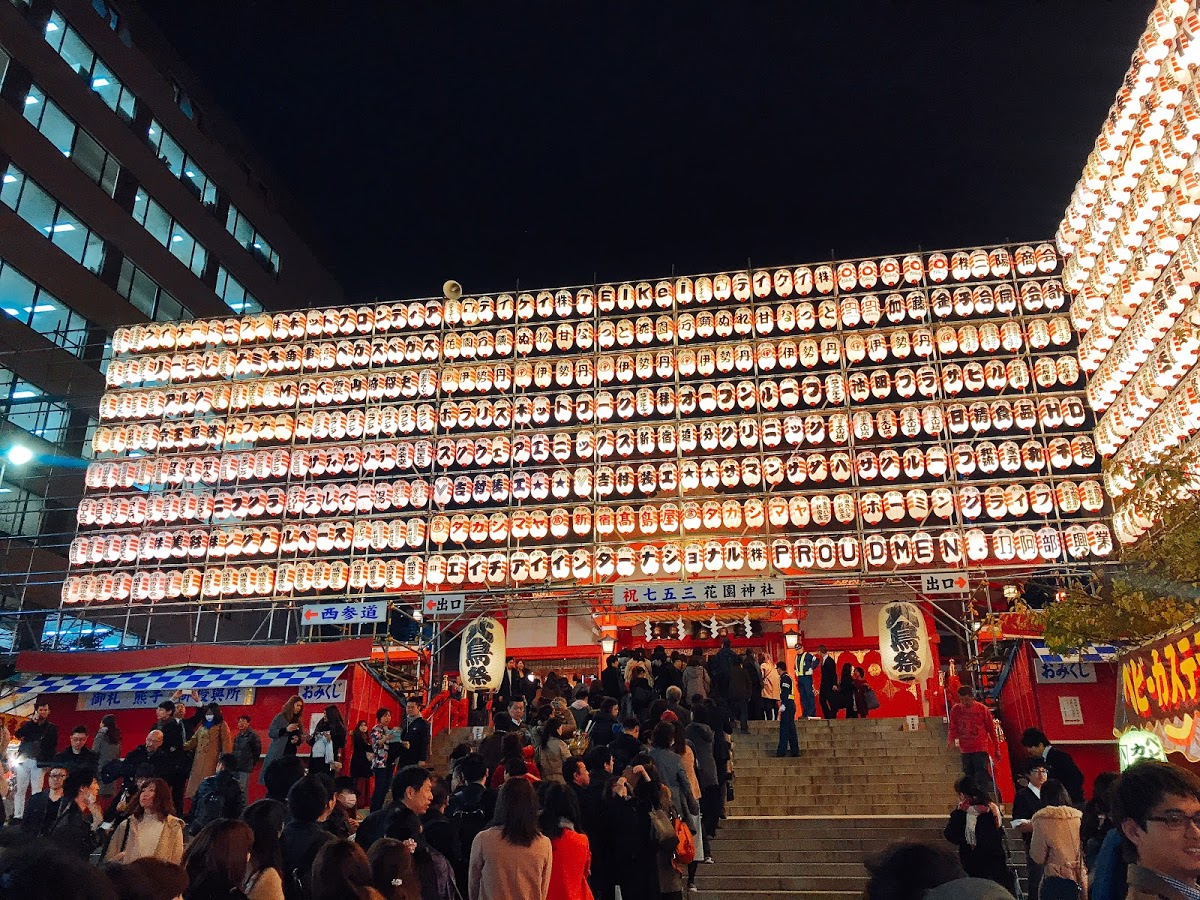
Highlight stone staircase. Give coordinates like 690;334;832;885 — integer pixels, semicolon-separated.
693;716;967;898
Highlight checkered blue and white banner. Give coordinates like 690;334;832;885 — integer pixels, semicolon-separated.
1030;640;1121;664
20;662;347;695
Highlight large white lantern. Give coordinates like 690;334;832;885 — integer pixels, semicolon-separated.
459;615;505;692
877;601;933;683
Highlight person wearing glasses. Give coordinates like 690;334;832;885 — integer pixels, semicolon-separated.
1109;760;1200;900
1012;759;1050;900
22;765;69;836
1029;778;1086;898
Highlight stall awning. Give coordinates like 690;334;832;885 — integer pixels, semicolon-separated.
1030;640;1121;664
19;662;347;695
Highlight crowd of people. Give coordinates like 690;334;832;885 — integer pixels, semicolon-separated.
870;758;1200;900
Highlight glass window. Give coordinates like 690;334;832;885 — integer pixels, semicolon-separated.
131;189;208;278
43;12;136;121
115;258;192;322
91;0;119;30
146;121;217;206
0;262;91;358
22;84;120;196
2;164;109;278
225;203;280;277
0;482;46;539
0;46;9;88
215;266;262;314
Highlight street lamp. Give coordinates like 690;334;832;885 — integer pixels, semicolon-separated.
784;632;799;650
0;444;32;490
599;635;615;656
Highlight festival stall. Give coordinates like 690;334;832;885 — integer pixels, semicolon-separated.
996;639;1120;789
13;638;405;802
1116;618;1200;769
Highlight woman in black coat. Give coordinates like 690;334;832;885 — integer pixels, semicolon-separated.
349;720;373;809
308;705;347;777
943;776;1016;893
837;663;858;718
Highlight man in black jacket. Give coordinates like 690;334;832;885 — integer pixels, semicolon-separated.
50;726;99;774
608;717;643;774
494;657;523;718
446;754;496;889
818;646;839;719
22;764;69;836
600;655;626;702
13;698;57;821
491;699;528;736
189;753;245;836
1020;727;1085;805
281;776;336;900
394;698;431;769
1012;758;1050;900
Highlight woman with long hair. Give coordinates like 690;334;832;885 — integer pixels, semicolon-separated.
368;838;421;900
538;782;593;900
852;667;871;719
1030;778;1087;897
242;798;286;900
837;663;858;718
308;705;347;777
350;720;373;809
184;703;233;801
311;839;384;900
105;777;185;865
260;695;304;786
489;733;539;788
535;717;571;786
943;776;1014;893
468;777;552;900
608;757;671;900
94;714;122;800
183;819;254;900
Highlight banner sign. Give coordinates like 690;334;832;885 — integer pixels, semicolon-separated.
1036;660;1096;684
613;579;786;606
301;601;387;625
1119;623;1200;760
298;681;347;704
77;687;255;711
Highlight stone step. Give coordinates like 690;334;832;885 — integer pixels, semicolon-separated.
700;862;867;878
701;849;869;864
694;874;868;892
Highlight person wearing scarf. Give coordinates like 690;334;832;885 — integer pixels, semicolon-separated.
943;775;1016;894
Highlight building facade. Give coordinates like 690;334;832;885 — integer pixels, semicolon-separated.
0;0;342;648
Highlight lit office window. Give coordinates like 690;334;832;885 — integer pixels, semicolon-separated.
0;261;92;358
225;203;280;277
215;266;262;314
131;189;207;278
0;373;71;446
116;258;191;322
173;83;198;122
43;11;136;121
1;165;107;274
146;120;217;206
22;85;120;196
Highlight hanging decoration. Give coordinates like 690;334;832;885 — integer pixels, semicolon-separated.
877;601;933;683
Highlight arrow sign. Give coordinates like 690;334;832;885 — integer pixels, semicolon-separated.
424;593;466;618
300;601;387;626
920;571;970;596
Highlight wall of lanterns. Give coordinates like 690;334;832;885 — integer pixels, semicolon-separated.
1056;0;1200;543
62;243;1110;606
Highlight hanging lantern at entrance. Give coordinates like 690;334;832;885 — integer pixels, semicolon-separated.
460;616;505;692
877;601;933;683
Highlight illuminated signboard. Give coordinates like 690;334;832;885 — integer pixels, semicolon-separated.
1118;621;1200;760
64;244;1109;607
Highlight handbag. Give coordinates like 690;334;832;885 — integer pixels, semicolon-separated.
865;687;881;711
672;815;695;872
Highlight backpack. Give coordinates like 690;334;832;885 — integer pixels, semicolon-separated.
188;775;241;836
449;789;490;868
672;816;696;873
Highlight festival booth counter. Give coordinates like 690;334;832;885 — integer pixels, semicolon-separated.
997;639;1120;790
14;639;405;802
1116;619;1200;770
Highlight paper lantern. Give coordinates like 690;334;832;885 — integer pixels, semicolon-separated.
459;616;505;692
878;601;933;682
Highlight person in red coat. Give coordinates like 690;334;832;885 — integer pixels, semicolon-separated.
540;782;593;900
947;686;999;797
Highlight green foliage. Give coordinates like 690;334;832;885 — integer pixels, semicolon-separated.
1040;446;1200;653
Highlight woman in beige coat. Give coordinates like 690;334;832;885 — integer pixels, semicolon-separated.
105;777;185;865
184;702;233;800
1030;779;1087;897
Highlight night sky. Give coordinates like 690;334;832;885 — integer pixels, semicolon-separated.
146;2;1153;303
